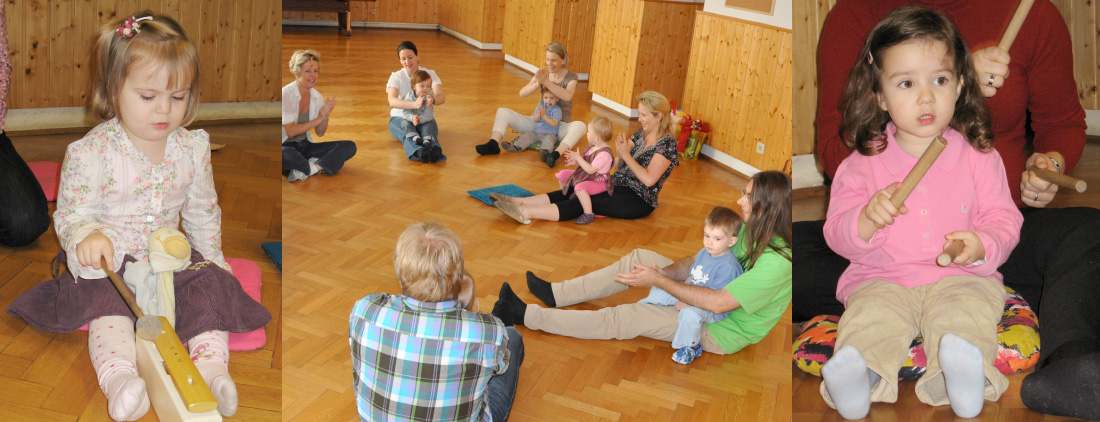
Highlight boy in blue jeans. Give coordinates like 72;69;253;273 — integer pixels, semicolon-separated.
639;206;744;364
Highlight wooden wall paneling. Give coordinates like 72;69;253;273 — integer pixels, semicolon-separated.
792;0;820;156
683;12;792;171
197;0;220;107
483;0;505;43
590;0;643;107
6;0;24;109
263;0;282;102
25;0;48;109
73;0;97;106
633;2;699;107
210;1;234;103
246;0;275;101
504;0;553;68
551;0;599;75
48;0;72;106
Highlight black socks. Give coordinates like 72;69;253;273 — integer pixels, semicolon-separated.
496;283;527;326
476;139;500;155
525;271;557;308
1021;342;1100;420
491;300;514;327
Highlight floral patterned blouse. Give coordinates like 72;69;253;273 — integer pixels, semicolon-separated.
612;129;679;208
54;119;228;281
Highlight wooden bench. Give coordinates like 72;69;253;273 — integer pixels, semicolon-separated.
283;0;353;36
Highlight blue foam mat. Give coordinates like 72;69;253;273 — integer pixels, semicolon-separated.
261;242;282;271
467;184;535;206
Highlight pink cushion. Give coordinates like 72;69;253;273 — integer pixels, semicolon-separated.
78;258;267;351
27;161;61;201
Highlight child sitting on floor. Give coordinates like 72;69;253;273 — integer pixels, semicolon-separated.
555;116;616;224
399;70;443;163
638;206;744;364
502;86;561;159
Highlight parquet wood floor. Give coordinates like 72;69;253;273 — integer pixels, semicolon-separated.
281;27;792;421
792;140;1100;421
0;122;282;421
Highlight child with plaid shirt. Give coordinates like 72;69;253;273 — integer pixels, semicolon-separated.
350;221;524;421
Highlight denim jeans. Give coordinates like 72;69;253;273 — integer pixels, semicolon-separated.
389;116;445;161
0;131;50;246
282;139;357;175
671;306;726;349
485;326;524;421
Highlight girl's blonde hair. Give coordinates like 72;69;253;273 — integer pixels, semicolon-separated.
589;117;613;143
393;221;465;303
637;91;672;137
289;50;321;76
546;42;568;66
91;11;200;125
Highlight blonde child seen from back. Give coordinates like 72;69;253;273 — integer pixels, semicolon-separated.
820;7;1022;420
5;11;271;421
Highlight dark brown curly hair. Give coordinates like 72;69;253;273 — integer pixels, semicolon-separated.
838;6;992;155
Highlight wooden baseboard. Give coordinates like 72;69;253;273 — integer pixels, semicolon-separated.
794;185;828;199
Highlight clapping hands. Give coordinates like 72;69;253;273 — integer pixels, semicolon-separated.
319;96;336;119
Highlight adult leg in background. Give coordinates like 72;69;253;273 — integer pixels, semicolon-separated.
792;220;848;321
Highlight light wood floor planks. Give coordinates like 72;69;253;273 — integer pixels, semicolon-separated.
792;140;1100;422
0;122;282;422
281;27;791;421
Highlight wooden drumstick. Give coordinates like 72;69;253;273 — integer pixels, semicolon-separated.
890;135;948;209
1027;165;1087;193
999;0;1035;51
937;240;965;267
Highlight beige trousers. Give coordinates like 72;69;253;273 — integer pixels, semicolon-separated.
524;248;726;354
491;107;587;150
819;276;1008;408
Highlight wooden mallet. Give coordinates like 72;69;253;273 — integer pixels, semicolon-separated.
998;0;1035;52
881;136;962;266
1027;165;1087;193
889;136;948;209
101;258;219;414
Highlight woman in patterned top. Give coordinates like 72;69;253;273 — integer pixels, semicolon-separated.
491;90;679;223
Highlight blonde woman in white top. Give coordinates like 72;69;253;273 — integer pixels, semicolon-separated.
282;49;358;182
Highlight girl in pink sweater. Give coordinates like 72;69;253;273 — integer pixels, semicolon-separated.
819;7;1022;419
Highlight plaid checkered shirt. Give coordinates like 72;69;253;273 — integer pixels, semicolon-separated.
350;293;510;422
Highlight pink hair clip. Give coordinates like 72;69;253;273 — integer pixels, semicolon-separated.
116;15;153;38
867;51;874;65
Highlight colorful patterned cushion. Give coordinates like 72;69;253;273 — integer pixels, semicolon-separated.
792;287;1039;381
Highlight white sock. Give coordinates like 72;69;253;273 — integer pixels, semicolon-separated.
189;330;238;416
822;345;874;420
939;333;985;418
308;161;321;175
89;316;150;421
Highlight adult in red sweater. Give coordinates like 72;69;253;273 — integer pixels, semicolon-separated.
793;0;1099;419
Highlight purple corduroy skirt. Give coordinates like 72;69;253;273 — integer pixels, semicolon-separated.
7;250;272;342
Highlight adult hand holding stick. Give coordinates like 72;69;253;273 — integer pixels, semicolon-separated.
1026;165;1086;193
